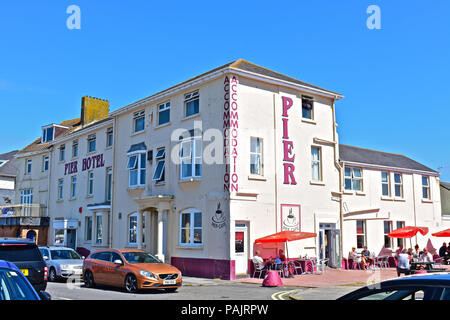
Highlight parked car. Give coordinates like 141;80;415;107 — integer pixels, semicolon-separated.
0;260;51;300
0;238;47;292
39;246;84;282
338;273;450;300
83;249;182;293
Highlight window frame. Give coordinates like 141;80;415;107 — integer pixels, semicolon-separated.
381;171;390;197
384;221;393;249
59;144;66;162
106;167;112;202
422;176;431;200
250;137;263;176
95;214;103;245
42;156;49;172
311;146;322;182
127;152;146;187
25;159;32;175
72;140;79;158
344;167;363;191
106;127;113;148
70;175;77;200
394;173;403;198
20;189;33;204
152;147;166;183
87;170;94;197
179;209;202;247
85;216;93;242
57;178;64;201
157;101;171;126
184;91;200;118
301;95;314;120
133;110;145;133
356;220;366;249
87;134;96;153
42;126;54;143
179;136;202;180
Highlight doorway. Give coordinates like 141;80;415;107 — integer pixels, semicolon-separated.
66;229;77;249
235;222;249;276
319;223;340;268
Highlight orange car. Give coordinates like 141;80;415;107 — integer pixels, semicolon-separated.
82;249;182;293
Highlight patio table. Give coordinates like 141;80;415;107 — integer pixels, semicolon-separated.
410;261;435;271
296;258;316;274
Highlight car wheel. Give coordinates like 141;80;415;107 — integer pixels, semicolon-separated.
49;268;57;282
125;274;138;293
84;270;95;288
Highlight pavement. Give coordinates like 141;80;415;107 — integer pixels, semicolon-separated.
184;265;450;300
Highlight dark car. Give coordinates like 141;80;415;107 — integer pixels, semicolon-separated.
0;238;47;292
0;260;51;300
338;273;450;300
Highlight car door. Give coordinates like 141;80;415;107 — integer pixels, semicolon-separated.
91;251;111;284
108;252;127;287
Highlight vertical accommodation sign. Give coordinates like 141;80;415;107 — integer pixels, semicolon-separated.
281;96;297;185
223;76;239;192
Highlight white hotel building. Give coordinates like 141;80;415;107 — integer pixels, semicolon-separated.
13;59;449;280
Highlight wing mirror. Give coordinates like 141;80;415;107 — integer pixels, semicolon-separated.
38;291;51;300
113;259;123;265
43;256;49;261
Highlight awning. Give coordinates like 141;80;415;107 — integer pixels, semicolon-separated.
432;228;450;237
127;142;147;154
254;231;317;244
388;226;429;238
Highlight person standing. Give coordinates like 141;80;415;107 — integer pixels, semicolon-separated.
439;243;447;258
397;249;411;277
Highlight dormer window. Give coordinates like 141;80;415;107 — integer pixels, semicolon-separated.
42;126;55;143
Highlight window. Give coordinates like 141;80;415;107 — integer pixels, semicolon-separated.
72;140;79;158
302;95;314;120
184;91;199;117
356;220;366;249
250;137;263;176
57;179;64;200
180;137;202;179
59;144;65;162
394;173;403;198
95;215;102;245
133;110;145;133
344;167;363;191
311;146;322;181
106;127;113;148
422;176;430;200
127;153;146;187
106;167;112;201
179;209;202;246
152;148;166;183
87;134;96;153
25;159;32;175
42;126;54;143
384;221;393;249
87;171;94;196
70;176;77;199
85;216;92;241
20;189;33;204
158;102;170;125
42;156;49;172
128;213;145;245
381;172;390;196
396;221;405;248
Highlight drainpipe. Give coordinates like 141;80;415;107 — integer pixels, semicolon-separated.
331;99;344;267
46;149;53;245
412;173;418;246
109;116;117;248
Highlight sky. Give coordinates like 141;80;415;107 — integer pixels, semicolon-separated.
0;0;449;181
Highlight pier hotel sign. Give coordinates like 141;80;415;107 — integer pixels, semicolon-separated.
64;153;106;175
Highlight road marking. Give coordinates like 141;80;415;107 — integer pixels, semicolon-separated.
271;290;298;300
54;296;73;300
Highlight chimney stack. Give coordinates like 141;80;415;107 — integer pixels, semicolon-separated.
81;96;109;126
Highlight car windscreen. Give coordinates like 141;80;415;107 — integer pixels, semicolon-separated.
0;268;37;300
0;245;42;262
50;250;81;260
122;252;161;264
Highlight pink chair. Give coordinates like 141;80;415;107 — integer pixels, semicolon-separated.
415;270;427;274
262;270;283;287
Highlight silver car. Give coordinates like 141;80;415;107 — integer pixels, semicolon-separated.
38;246;84;281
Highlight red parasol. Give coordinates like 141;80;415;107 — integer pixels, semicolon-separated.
254;231;317;244
388;226;429;238
432;228;450;237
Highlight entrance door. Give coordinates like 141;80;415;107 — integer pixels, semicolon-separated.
66;229;77;249
319;223;340;269
329;230;341;268
235;223;248;275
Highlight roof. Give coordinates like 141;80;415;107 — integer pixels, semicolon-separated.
339;144;438;174
0;260;20;270
16;118;81;156
0;150;19;177
111;59;342;116
441;182;450;191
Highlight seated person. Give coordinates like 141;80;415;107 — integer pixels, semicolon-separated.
439;243;447;257
361;246;372;267
278;249;286;262
397;249;411;277
252;251;269;270
348;247;360;262
420;248;433;262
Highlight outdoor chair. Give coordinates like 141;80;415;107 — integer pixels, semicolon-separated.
272;263;284;277
252;261;266;279
351;259;362;270
315;258;329;274
434;256;444;267
289;260;304;275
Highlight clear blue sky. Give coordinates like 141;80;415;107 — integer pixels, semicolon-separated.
0;1;449;181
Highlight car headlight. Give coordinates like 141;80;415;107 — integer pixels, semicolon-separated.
139;270;157;280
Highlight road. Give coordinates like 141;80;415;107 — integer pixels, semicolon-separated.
45;279;299;300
